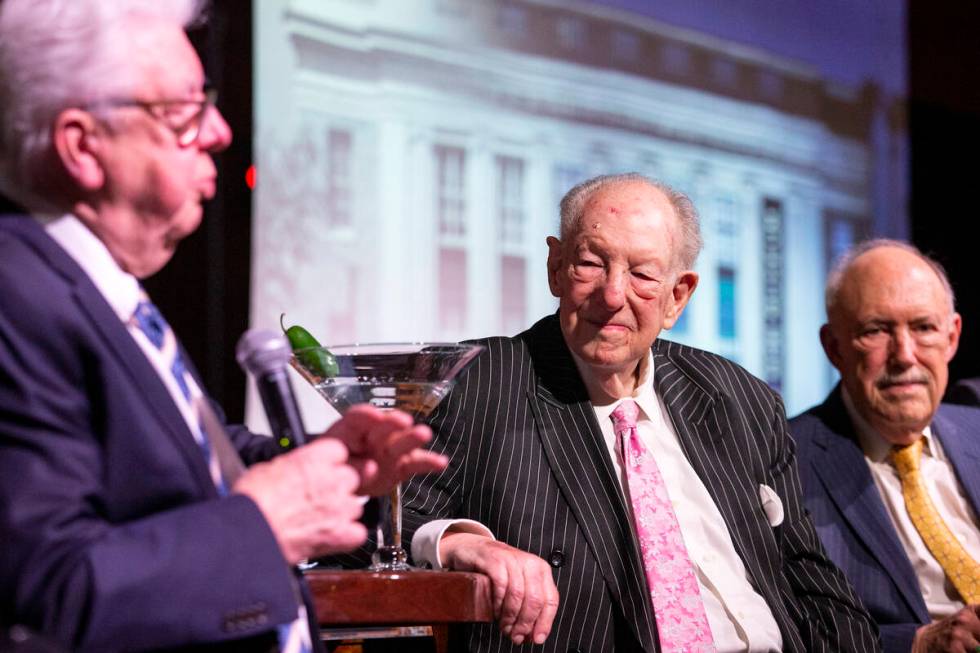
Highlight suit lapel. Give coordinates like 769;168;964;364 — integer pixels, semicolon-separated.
809;390;926;619
21;219;218;495
933;408;980;527
651;344;781;610
525;317;658;651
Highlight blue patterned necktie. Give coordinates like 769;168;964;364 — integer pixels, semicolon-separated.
131;295;312;653
131;296;226;494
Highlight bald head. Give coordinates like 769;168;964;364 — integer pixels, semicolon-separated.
820;242;962;444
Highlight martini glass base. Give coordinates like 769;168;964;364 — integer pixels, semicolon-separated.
370;545;411;572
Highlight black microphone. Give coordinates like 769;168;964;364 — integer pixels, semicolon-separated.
236;329;307;451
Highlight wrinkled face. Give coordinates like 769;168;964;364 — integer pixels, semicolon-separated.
821;247;961;444
85;17;232;278
547;180;698;377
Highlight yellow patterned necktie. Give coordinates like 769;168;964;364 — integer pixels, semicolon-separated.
891;438;980;604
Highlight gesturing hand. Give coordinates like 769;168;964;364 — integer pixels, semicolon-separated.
321;404;448;496
441;532;560;646
233;438;366;565
913;606;980;653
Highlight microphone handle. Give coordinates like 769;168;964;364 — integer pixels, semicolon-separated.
256;369;307;451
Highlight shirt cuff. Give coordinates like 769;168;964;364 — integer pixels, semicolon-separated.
411;519;494;570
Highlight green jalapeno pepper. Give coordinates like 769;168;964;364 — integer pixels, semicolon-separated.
280;314;339;378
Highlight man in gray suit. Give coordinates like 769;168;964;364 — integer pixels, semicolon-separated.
790;240;980;653
402;173;879;652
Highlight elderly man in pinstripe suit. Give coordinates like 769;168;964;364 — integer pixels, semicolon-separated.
402;173;880;652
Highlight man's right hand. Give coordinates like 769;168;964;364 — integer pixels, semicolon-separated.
440;532;559;647
913;606;980;653
233;438;366;565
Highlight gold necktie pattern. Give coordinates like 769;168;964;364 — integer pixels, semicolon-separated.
891;438;980;604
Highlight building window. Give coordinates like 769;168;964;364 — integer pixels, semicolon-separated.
435;145;466;237
761;198;785;392
439;248;467;334
611;30;640;62
498;5;528;39
501;255;526;335
711;58;738;88
661;42;692;76
718;266;736;340
757;70;784;102
556;16;586;51
326;128;352;229
497;156;525;246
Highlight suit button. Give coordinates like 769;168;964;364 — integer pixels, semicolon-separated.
548;547;565;568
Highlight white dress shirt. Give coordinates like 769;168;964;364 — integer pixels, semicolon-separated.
414;351;782;653
843;388;980;617
43;214;208;445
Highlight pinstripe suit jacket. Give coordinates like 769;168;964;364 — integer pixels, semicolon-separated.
403;315;879;653
790;387;980;653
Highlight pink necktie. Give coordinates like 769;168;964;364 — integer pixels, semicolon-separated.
612;399;715;653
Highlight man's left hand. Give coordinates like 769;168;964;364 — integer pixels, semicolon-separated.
320;404;447;496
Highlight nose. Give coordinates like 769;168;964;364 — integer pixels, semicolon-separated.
888;327;917;367
197;105;233;153
597;269;627;311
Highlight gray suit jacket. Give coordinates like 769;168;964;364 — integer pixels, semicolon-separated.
403;315;880;653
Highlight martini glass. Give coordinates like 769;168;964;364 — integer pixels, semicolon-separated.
290;342;484;571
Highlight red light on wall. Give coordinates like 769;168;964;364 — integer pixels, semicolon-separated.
245;164;256;190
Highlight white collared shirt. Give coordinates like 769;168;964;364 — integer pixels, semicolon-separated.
414;351;782;653
43;214;207;445
843;388;980;617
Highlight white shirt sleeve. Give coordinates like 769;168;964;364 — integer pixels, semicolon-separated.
411;519;495;569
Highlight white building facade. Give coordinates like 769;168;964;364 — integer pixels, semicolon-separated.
251;0;904;428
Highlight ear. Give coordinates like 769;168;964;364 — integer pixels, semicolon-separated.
819;323;844;370
546;236;564;298
52;108;106;192
662;270;698;329
946;312;962;362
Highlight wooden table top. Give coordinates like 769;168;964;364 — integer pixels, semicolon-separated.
306;568;493;625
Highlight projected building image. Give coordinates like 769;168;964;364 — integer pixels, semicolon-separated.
251;0;906;428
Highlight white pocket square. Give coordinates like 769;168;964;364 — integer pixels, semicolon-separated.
759;484;784;527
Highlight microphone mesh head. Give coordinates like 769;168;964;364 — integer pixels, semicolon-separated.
235;329;291;376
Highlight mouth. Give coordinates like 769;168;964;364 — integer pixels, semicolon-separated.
198;178;217;200
585;318;632;333
876;376;928;393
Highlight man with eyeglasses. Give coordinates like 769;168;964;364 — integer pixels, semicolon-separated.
0;2;446;651
789;240;980;653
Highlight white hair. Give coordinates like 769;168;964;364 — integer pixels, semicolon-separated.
0;0;206;211
558;172;703;272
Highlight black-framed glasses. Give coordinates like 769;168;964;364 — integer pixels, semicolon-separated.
89;86;218;147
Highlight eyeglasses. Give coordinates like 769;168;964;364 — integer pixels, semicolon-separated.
88;86;218;147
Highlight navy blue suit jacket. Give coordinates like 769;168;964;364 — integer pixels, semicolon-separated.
0;215;311;651
790;387;980;653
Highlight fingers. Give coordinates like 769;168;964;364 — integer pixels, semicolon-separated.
915;607;980;653
332;414;441;495
233;438;368;563
325;404;414;452
497;555;558;645
396;449;449;478
440;535;558;646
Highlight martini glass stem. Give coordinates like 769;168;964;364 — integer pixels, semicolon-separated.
370;482;409;570
391;482;402;549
